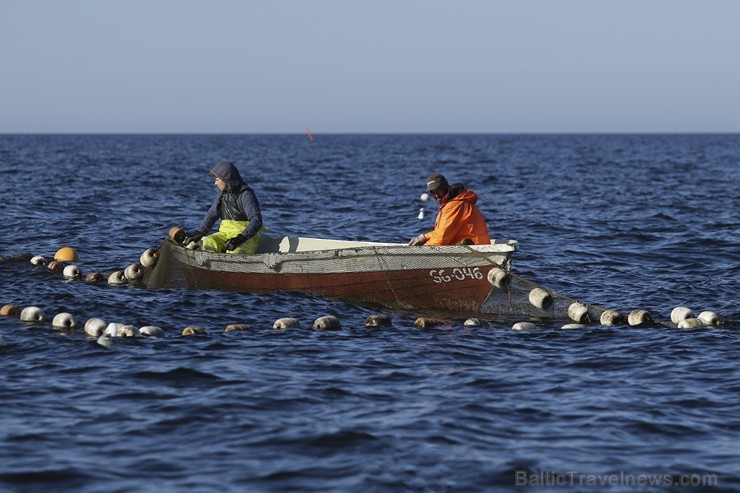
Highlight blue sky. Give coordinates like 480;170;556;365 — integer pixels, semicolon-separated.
1;0;738;133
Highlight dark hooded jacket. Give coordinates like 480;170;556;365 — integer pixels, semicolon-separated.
197;161;264;240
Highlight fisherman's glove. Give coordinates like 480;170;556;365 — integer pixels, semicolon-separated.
225;234;246;252
408;234;427;246
184;232;203;246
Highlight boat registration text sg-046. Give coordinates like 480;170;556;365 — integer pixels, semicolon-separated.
429;267;484;284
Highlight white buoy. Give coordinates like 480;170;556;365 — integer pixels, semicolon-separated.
314;315;341;330
118;325;137;337
561;323;586;330
487;267;510;289
273;318;300;330
420;192;429;202
627;309;653;326
464;318;482;327
96;334;113;348
52;312;77;329
600;310;624;326
84;318;107;337
698;311;720;326
512;322;536;331
47;261;64;272
528;288;552;310
103;323;120;337
30;256;47;266
104;323;135;337
63;264;82;279
417;208;425;220
20;306;45;323
139;326;165;337
671;307;694;325
677;318;704;329
567;302;589;324
108;271;126;285
124;264;143;281
365;315;392;327
140;248;159;267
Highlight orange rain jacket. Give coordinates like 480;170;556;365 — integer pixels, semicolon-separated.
424;187;491;246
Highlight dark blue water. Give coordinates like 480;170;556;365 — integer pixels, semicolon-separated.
1;134;738;492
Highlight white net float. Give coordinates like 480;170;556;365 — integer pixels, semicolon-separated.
314;315;341;330
273;318;301;330
84;318;107;337
671;307;694;324
20;306;45;322
528;288;552;310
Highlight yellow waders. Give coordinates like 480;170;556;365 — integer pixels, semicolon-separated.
201;220;266;254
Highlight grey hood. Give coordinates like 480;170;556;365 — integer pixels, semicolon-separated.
209;161;247;190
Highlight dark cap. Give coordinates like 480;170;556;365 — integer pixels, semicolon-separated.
426;173;448;191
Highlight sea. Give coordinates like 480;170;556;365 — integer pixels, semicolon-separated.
0;134;738;493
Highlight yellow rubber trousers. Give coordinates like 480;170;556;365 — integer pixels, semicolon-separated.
201;220;265;254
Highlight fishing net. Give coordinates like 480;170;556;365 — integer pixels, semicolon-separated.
143;236;609;323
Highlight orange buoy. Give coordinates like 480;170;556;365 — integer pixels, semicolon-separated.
169;227;186;243
1;305;21;317
54;247;80;262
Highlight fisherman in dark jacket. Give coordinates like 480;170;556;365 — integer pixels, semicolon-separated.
184;161;266;254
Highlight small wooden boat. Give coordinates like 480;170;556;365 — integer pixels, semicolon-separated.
144;235;604;320
145;236;522;313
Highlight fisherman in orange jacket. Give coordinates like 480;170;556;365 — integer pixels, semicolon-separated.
408;173;491;246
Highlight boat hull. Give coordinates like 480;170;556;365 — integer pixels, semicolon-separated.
146;238;518;314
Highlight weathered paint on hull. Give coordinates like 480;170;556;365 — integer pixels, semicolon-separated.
181;264;497;312
150;239;516;313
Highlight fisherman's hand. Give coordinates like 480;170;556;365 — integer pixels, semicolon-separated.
408;234;427;246
184;232;203;245
225;235;246;251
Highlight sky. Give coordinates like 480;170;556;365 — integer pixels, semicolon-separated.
1;0;739;133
